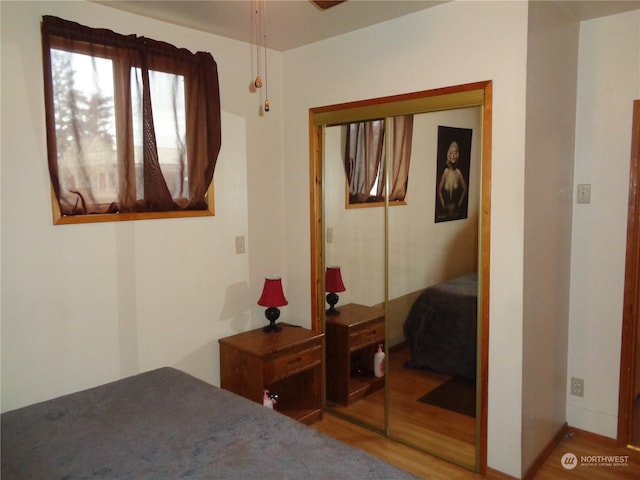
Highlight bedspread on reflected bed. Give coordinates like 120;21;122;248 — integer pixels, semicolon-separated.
403;273;477;380
1;367;419;480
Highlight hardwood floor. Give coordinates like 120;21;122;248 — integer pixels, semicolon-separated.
312;413;481;480
312;343;640;479
387;347;475;465
533;429;640;480
326;344;476;467
312;415;640;479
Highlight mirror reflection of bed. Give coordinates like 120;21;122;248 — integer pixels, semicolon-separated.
389;273;478;466
403;273;477;380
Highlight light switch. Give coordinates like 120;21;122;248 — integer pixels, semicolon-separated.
235;235;246;254
577;184;591;204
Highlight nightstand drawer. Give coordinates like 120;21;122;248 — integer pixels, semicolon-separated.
264;344;322;384
349;319;384;351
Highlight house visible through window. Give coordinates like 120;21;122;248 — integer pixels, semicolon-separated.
41;16;222;223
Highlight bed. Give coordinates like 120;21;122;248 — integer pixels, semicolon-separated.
403;273;478;380
1;367;419;480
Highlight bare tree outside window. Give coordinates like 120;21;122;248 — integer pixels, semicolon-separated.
51;49;117;206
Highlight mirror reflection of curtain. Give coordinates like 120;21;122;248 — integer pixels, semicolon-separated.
343;115;413;204
344;120;384;203
389;115;413;201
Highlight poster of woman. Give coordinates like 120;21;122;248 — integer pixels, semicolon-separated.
434;125;473;222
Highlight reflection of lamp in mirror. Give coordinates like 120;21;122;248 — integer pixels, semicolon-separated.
258;277;288;332
325;266;346;315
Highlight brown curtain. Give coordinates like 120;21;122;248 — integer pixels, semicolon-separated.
343;115;413;204
344;120;385;203
41;16;221;216
389;115;413;201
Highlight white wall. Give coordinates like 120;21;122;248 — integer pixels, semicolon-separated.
282;2;529;476
567;10;640;438
1;1;286;411
522;1;579;474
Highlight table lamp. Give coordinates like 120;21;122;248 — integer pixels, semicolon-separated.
257;276;288;332
325;266;346;315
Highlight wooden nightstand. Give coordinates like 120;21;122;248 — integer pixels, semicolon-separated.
325;303;385;406
219;323;324;425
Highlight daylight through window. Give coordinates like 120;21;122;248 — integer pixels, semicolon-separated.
41;16;221;223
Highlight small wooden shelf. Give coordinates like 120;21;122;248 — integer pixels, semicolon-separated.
219;323;324;425
325;303;385;406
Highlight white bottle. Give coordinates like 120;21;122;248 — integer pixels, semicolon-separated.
374;344;385;378
263;389;274;409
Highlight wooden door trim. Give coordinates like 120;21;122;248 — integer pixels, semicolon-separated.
618;99;640;446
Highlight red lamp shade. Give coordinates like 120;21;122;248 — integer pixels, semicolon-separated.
257;277;288;307
325;266;346;293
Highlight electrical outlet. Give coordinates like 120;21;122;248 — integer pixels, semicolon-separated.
571;377;584;397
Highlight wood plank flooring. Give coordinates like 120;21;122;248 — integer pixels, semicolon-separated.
312;413;640;479
325;344;476;467
312;413;481;480
312;344;640;479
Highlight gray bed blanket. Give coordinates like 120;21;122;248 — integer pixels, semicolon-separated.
403;273;477;380
1;367;419;479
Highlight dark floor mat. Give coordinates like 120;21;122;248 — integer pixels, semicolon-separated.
417;377;476;417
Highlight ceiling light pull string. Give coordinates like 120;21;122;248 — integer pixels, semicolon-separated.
263;0;270;112
254;0;262;88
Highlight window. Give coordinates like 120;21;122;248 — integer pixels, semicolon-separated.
41;16;222;224
343;115;413;207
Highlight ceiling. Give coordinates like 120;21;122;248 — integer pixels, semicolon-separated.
96;0;639;52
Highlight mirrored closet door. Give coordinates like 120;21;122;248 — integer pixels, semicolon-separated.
309;82;492;471
323;122;386;431
386;107;482;467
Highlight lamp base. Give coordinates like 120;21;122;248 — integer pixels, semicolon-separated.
326;292;341;316
263;306;282;333
263;322;283;333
